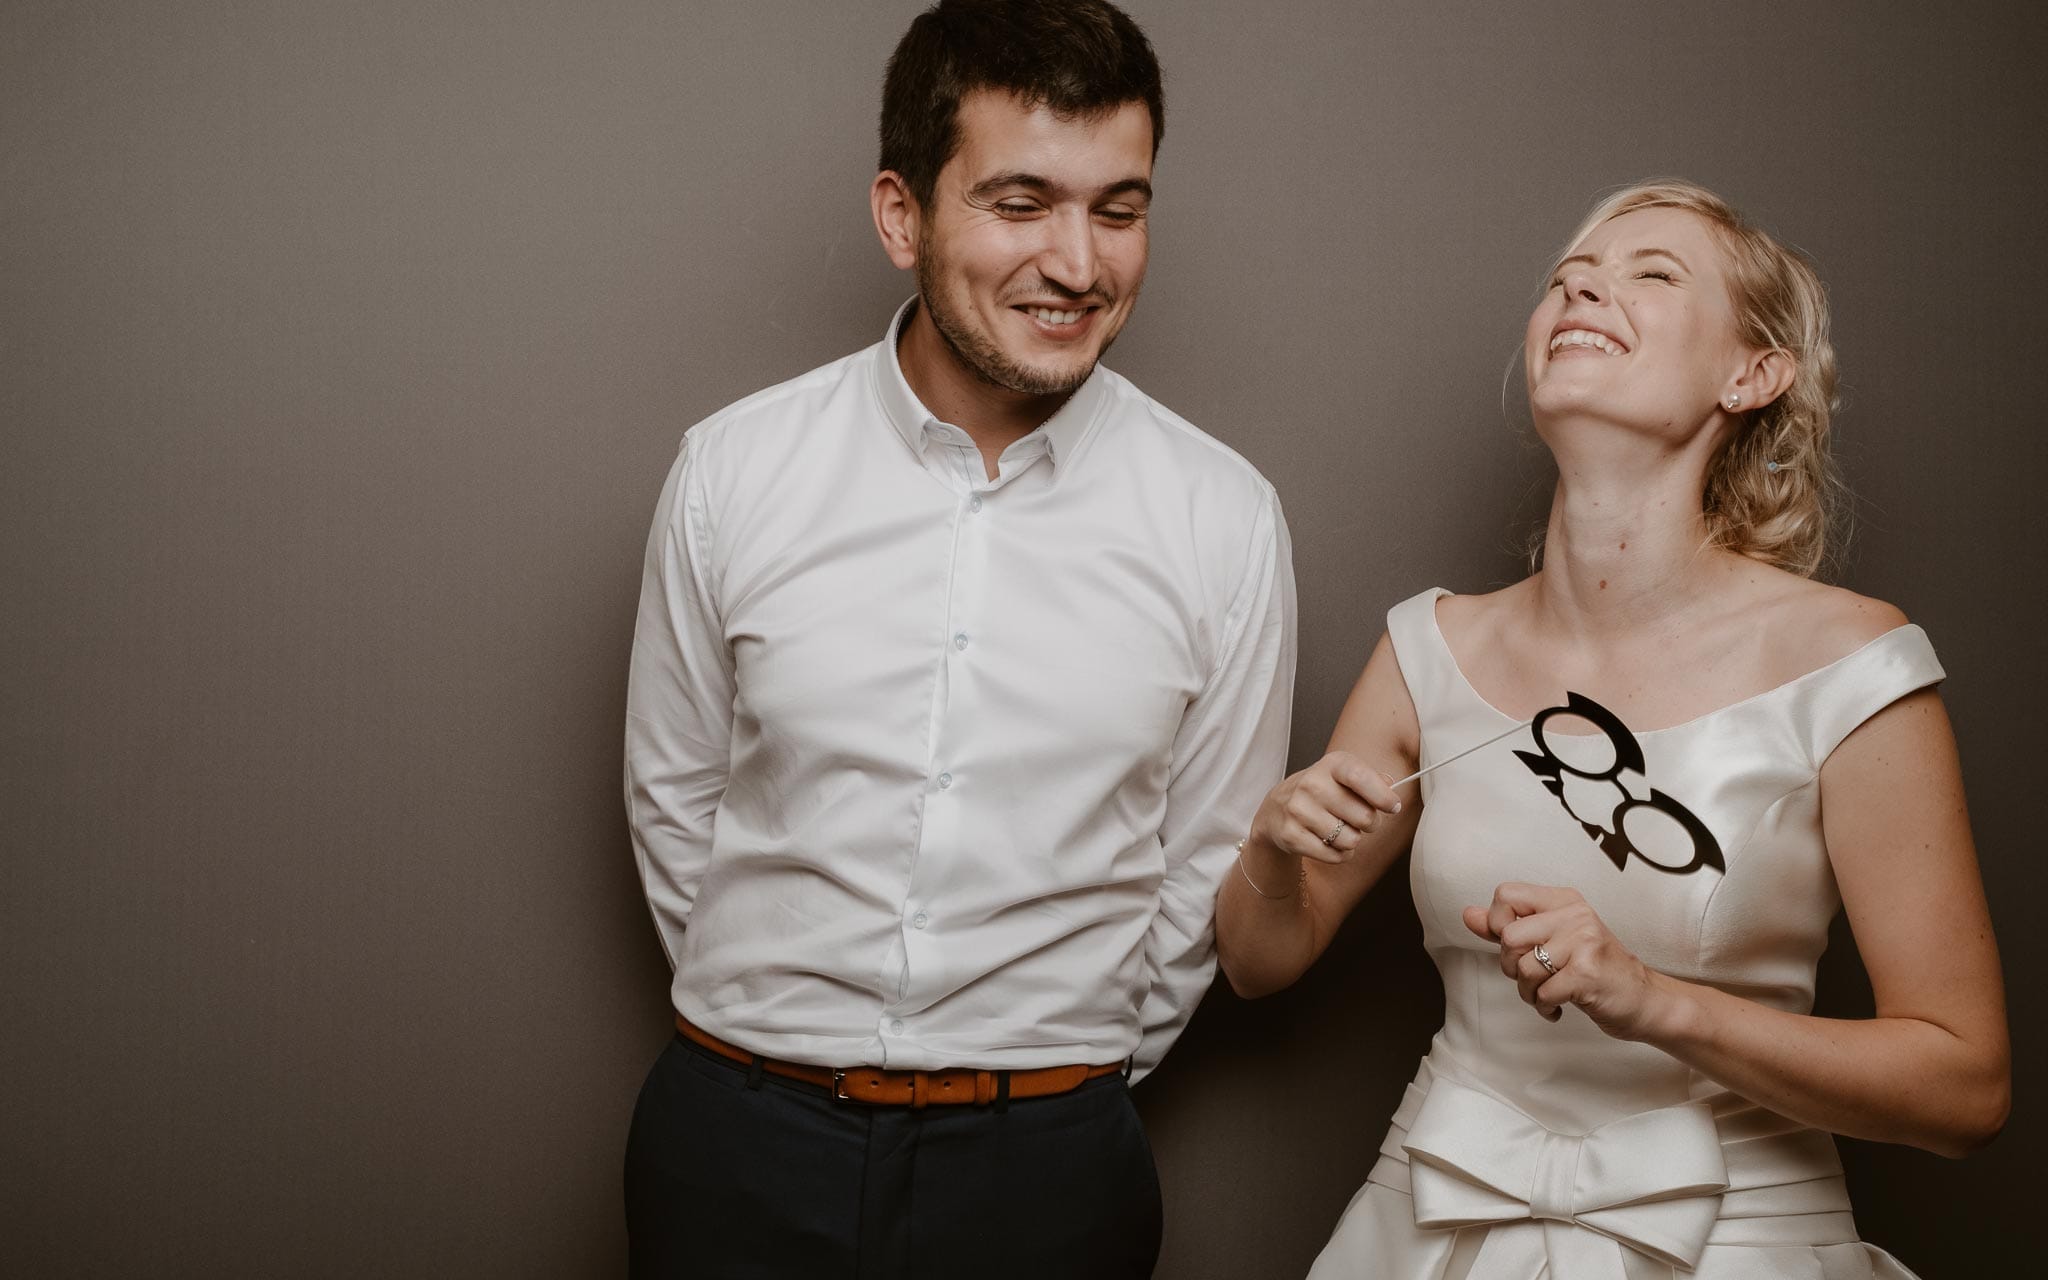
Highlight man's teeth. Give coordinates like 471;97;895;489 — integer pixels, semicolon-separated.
1550;329;1625;355
1030;307;1083;325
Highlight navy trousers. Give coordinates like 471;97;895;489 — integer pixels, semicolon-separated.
624;1034;1163;1279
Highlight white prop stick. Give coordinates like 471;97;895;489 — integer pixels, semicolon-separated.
1390;718;1536;790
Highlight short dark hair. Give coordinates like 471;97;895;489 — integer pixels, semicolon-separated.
879;0;1165;207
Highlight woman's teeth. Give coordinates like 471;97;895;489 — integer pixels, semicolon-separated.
1549;329;1625;355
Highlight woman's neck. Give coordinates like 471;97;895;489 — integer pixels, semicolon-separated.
1532;432;1733;641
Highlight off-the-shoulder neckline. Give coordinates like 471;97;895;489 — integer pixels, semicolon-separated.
1418;587;1924;738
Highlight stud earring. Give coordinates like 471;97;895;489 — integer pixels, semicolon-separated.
1725;394;1742;410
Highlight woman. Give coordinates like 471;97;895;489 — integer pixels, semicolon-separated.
1216;180;2010;1278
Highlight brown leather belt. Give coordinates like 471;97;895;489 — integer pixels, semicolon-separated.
675;1014;1123;1108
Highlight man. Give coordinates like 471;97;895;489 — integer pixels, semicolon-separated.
622;2;1294;1275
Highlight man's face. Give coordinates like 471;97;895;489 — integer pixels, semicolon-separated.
912;90;1154;398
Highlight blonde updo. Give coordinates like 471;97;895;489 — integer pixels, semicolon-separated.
1550;180;1843;577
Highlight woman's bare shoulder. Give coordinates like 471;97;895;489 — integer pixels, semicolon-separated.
1433;578;1534;647
1746;567;1912;679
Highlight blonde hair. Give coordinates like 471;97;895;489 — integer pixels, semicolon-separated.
1550;180;1843;577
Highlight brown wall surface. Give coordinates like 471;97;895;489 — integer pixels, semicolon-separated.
4;2;2040;1275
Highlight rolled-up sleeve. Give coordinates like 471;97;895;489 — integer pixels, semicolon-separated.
1133;486;1297;1079
624;436;734;968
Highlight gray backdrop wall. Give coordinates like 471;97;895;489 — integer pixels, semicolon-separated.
5;2;2040;1275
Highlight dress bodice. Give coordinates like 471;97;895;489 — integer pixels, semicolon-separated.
1387;587;1944;1133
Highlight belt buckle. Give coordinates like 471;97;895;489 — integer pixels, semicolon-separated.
832;1069;853;1102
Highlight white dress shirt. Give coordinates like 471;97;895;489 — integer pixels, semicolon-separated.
625;301;1295;1079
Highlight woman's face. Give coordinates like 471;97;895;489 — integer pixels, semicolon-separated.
1524;206;1752;442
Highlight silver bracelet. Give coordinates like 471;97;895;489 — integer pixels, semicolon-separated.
1235;838;1296;901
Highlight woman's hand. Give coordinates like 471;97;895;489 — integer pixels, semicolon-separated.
1247;751;1403;867
1463;883;1677;1042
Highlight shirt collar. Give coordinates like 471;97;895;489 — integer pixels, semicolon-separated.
873;297;1109;472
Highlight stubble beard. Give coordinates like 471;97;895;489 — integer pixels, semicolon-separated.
914;234;1126;399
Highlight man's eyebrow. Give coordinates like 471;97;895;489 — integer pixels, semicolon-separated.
968;172;1053;198
967;173;1153;202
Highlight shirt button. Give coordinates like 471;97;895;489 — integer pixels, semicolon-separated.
937;771;953;789
953;632;970;651
969;495;984;513
912;911;928;930
890;1019;906;1035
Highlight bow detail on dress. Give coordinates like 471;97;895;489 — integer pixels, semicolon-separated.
1401;1078;1729;1279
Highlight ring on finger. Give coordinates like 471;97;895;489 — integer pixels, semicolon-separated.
1322;822;1350;847
1532;943;1558;975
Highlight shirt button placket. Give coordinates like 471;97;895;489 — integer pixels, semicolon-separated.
908;483;980;1033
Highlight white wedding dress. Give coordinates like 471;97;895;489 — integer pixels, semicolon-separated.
1307;589;1939;1280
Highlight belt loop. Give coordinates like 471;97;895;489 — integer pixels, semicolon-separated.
994;1070;1011;1114
745;1054;766;1091
1121;1058;1133;1082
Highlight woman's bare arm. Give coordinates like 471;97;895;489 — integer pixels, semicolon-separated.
1217;632;1424;997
